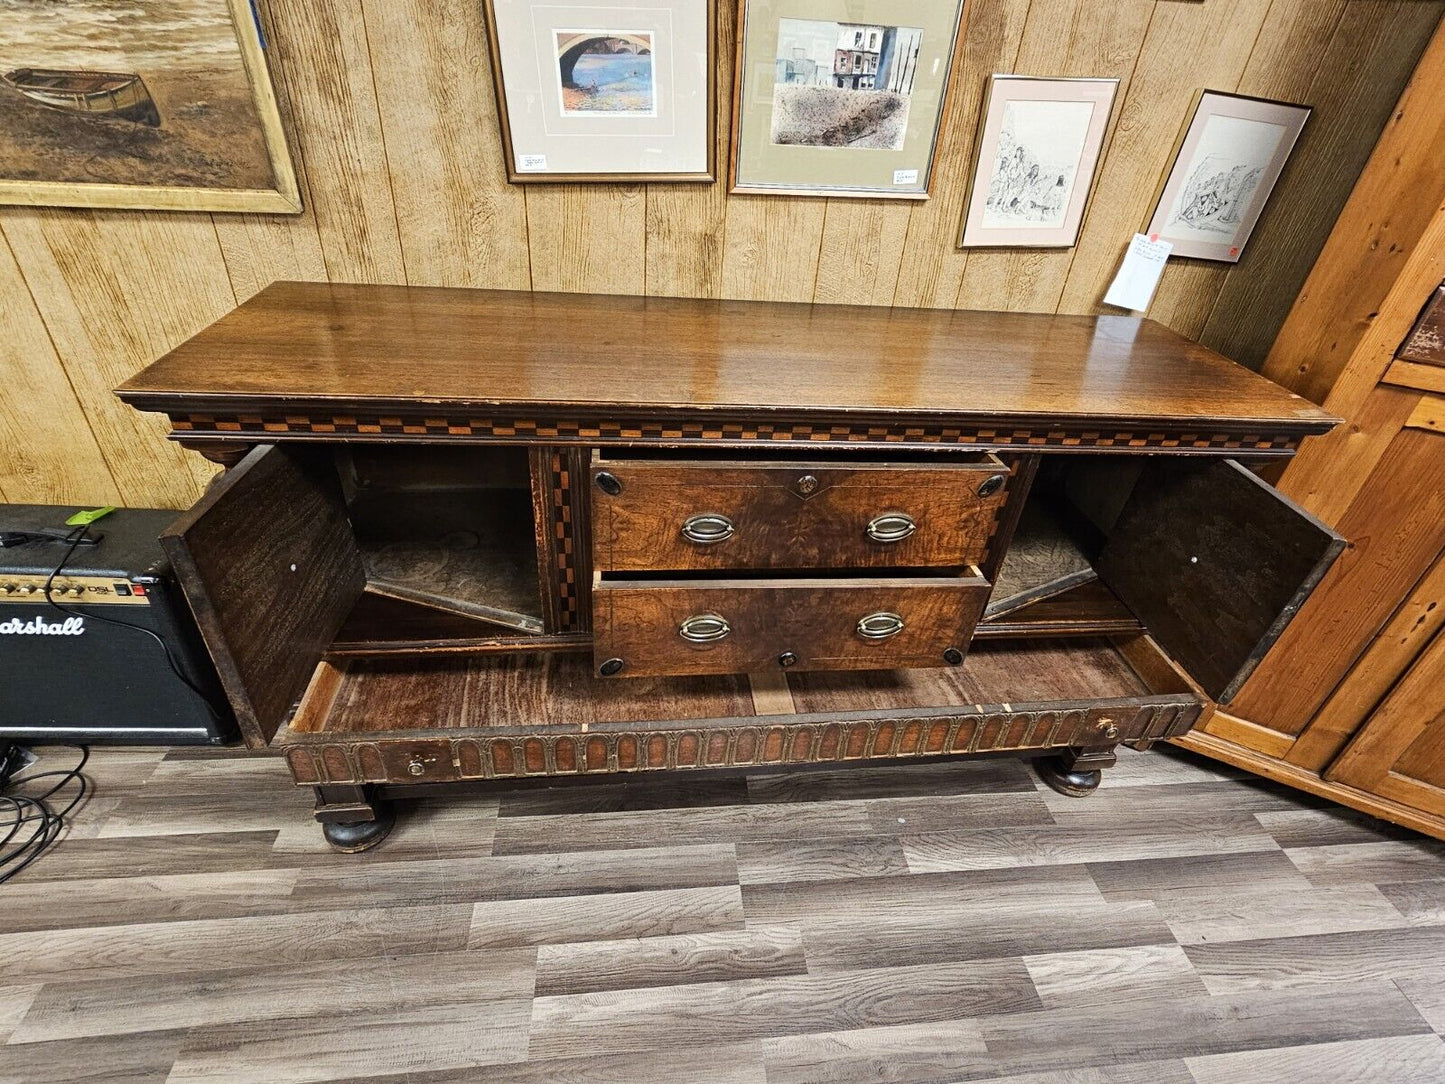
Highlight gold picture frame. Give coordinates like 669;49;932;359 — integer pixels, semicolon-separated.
729;0;968;199
0;0;300;214
483;0;718;183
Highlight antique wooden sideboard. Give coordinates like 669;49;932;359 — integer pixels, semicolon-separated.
117;283;1340;850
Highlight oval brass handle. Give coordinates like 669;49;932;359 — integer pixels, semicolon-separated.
681;513;735;545
857;611;905;639
866;513;917;543
679;612;731;643
407;757;426;776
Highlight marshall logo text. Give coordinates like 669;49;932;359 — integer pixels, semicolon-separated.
0;615;85;636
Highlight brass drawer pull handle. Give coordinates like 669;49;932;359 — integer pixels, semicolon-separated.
857;611;905;639
681;513;735;545
679;612;731;643
866;513;917;543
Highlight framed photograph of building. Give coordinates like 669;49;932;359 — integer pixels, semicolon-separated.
730;0;968;198
1145;90;1310;262
483;0;716;182
958;75;1117;248
0;0;299;213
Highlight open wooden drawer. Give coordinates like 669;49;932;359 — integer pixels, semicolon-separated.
160;445;1345;765
272;635;1206;784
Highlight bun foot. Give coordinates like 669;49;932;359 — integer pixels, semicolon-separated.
322;804;396;852
1036;758;1103;797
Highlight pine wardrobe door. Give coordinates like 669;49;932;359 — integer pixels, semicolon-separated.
1324;627;1445;816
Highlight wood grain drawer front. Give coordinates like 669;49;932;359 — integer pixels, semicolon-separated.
590;456;1010;572
593;574;990;678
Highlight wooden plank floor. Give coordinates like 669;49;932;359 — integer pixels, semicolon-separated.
4;744;1445;1083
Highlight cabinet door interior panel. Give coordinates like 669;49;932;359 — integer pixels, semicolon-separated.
1096;459;1345;704
160;444;367;746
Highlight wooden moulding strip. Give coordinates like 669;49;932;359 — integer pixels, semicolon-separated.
1385;359;1445;395
1201;709;1295;759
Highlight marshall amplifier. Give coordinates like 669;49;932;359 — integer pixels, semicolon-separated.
0;505;233;744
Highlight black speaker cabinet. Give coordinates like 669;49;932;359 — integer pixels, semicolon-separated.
0;506;233;745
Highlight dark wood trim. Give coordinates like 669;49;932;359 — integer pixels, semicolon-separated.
279;694;1200;785
156;409;1316;455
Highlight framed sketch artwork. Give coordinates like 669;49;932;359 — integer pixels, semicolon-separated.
730;0;968;198
1145;91;1310;262
0;0;299;213
959;75;1117;248
483;0;716;182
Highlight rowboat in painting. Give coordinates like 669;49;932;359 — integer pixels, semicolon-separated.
2;68;161;127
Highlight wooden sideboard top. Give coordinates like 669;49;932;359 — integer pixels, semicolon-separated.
118;281;1335;440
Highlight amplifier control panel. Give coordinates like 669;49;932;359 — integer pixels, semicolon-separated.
0;574;152;605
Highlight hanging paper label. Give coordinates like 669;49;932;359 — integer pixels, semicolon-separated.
1103;234;1173;312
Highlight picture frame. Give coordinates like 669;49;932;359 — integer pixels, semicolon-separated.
0;0;300;214
958;75;1117;249
1144;90;1311;262
483;0;717;183
729;0;968;199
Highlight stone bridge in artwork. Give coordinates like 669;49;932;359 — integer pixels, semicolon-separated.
555;33;653;88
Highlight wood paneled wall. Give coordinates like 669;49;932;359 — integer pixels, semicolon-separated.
1;0;1439;510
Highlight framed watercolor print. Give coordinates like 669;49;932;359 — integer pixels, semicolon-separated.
0;0;300;213
958;75;1117;248
1145;90;1310;262
483;0;716;182
730;0;967;198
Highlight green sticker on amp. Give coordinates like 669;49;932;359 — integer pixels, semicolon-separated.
64;506;117;527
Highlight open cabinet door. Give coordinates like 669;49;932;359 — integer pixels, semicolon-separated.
161;445;366;748
1096;459;1345;704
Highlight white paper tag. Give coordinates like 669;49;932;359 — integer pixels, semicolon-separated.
1103;234;1172;312
892;168;919;185
517;153;548;172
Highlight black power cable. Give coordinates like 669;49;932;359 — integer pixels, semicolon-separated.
41;524;224;722
0;744;89;885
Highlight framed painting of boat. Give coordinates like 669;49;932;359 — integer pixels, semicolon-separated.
0;0;300;213
483;0;716;182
